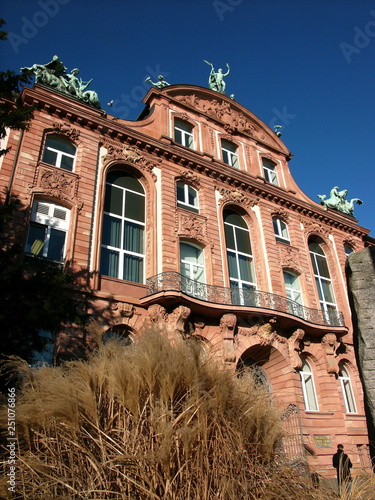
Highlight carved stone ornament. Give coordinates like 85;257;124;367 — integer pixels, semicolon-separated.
177;170;201;187
288;328;305;370
217;186;258;208
321;333;340;374
52;121;80;141
147;304;191;336
272;208;289;221
111;301;135;318
301;219;330;238
278;246;303;274
220;313;237;363
175;210;208;245
238;318;286;347
29;165;83;209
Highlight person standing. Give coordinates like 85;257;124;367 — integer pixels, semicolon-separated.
332;444;352;492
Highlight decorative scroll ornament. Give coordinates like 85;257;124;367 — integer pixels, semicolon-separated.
21;55;101;108
288;328;305;370
147;304;191;336
220;313;237;363
217;186;258;208
238;318;286;347
111;302;135;318
301;219;330;238
321;333;340;374
175;211;208;244
52;122;80;141
278;246;303;274
318;186;362;216
177;170;201;187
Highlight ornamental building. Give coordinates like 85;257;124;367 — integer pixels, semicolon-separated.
1;59;374;480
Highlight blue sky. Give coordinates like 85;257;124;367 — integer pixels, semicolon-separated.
2;0;374;235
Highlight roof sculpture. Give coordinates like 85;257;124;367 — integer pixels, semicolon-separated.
318;186;363;216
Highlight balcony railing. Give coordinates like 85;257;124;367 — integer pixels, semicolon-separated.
145;272;345;327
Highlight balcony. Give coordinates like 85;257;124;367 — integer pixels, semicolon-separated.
145;272;345;328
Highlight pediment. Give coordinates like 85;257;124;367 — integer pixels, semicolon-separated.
149;85;290;156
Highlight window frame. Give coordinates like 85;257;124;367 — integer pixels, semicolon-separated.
339;363;357;414
174;118;194;149
179;241;206;300
42;134;77;172
300;358;319;412
262;159;279;186
273;217;290;244
176;182;199;213
25;200;70;262
221;139;239;168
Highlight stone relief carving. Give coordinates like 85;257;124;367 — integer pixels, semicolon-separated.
288;328;305;370
52;121;80;141
272;208;289;221
175;210;208;244
111;301;135;318
278;245;303;274
217;186;259;208
301;219;330;238
321;333;340;374
177;170;201;187
220;313;237;363
147;304;191;336
238;318;286;347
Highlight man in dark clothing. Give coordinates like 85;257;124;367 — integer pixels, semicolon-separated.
332;444;352;492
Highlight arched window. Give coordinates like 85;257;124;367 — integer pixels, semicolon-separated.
180;242;206;300
42;134;76;171
25;200;70;262
262;159;278;186
224;209;256;305
308;240;337;321
176;182;199;213
103;325;133;346
221;139;238;168
174;118;194;149
344;244;354;256
300;358;319;411
237;358;271;392
100;170;145;284
339;363;357;413
273;217;290;243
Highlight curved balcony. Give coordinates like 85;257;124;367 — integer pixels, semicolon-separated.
145;272;345;328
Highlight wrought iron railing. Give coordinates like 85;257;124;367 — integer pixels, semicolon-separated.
145;271;345;327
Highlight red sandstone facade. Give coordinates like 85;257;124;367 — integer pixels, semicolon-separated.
1;83;373;479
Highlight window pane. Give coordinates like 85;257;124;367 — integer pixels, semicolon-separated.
224;210;247;228
107;171;144;193
188;186;197;206
175;128;183;144
42;149;57;166
125;191;145;222
180;262;190;278
177;182;185;202
227;251;238;279
26;224;46;255
46;136;76;155
123;254;143;283
48;228;66;261
104;184;123;216
100;248;119;278
235;227;252;254
321;279;335;303
60;154;74;172
316;255;330;278
238;254;254;282
224;224;235;249
102;214;121;248
123;222;144;253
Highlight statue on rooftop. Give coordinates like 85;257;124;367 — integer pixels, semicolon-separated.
318;186;362;216
145;75;170;89
21;56;101;109
203;60;230;93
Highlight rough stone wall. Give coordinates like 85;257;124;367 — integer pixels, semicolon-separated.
347;247;375;450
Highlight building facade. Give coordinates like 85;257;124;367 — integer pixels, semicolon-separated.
1;78;373;479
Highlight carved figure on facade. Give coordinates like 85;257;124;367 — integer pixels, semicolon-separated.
301;219;330;239
147;304;191;336
238;318;286;347
279;246;303;274
22;55;101;109
318;186;363;216
288;328;305;370
175;212;208;244
111;301;135;318
220;313;237;363
52;122;80;141
217;186;258;208
203;60;230;93
29;166;82;209
177;170;201;188
321;333;340;374
145;75;170;89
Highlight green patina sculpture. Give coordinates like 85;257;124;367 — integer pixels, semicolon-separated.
318;186;362;216
145;75;170;89
21;55;101;109
203;60;230;93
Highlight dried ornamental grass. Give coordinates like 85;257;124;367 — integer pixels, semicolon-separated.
1;328;340;499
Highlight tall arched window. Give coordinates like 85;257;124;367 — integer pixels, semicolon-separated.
42;134;76;171
180;242;206;300
339;363;357;413
100;170;145;283
221;139;238;168
300;358;318;411
308;239;337;321
174;118;194;149
224;209;256;305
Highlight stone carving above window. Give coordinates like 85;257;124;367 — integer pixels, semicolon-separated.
217;186;258;208
147;304;191;336
301;219;330;238
177;170;201;187
52;121;80;141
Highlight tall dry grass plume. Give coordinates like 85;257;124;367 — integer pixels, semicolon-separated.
1;327;371;499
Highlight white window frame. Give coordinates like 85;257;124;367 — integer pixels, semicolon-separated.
300;359;319;411
174;118;194;149
180;242;206;300
221;139;239;168
339;363;357;414
263;159;279;186
25;200;70;262
273;217;290;243
43;135;76;171
176;182;199;212
309;241;337;320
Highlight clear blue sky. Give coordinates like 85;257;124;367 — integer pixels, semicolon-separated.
2;0;374;235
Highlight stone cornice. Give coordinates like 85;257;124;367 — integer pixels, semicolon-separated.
22;86;369;239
